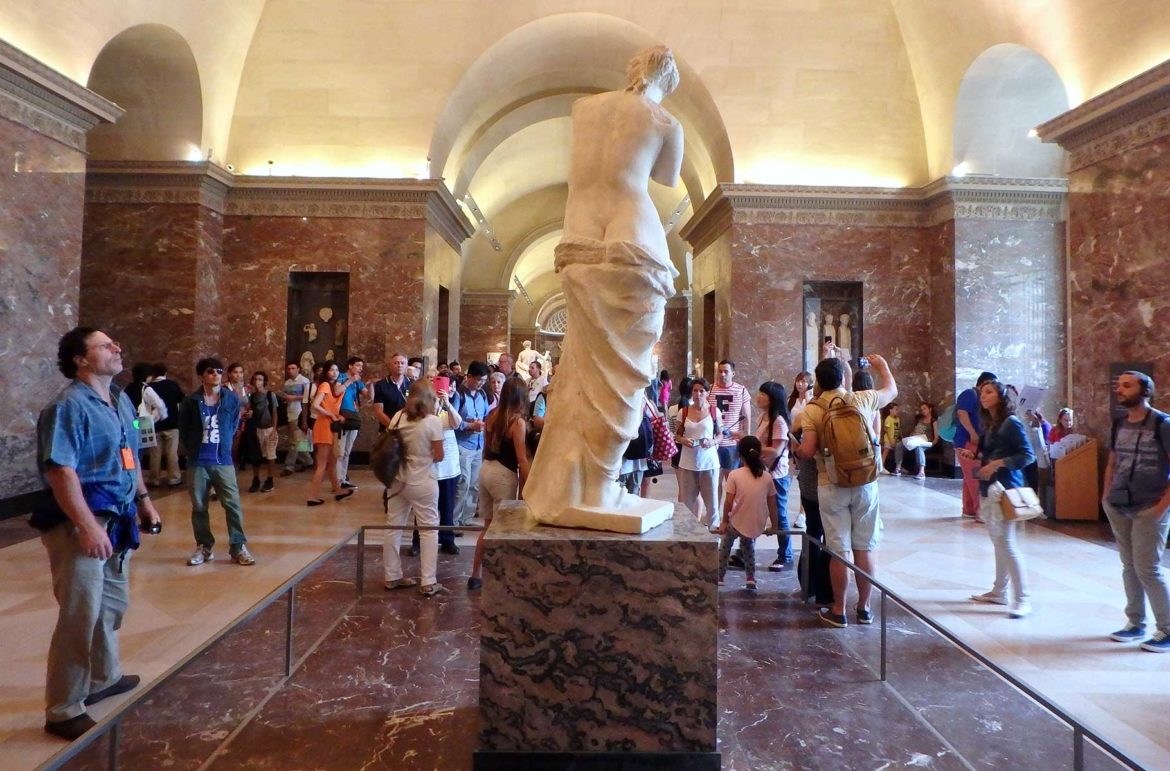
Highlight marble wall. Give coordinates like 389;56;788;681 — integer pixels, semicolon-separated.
423;225;461;369
0;117;87;499
725;221;934;407
1067;133;1170;439
655;298;690;383
80;202;217;390
458;295;511;364
926;220;958;407
219;216;427;379
953;217;1066;412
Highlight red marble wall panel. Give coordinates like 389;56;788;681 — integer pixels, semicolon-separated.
80;202;206;390
458;301;510;364
926;220;957;407
219;216;426;383
726;222;934;407
1068;134;1170;443
654;303;690;381
0;117;87;498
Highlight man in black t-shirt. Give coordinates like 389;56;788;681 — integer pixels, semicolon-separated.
373;353;413;430
148;363;186;486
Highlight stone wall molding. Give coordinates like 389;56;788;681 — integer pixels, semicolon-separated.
0;38;122;151
1037;59;1170;171
681;178;1068;248
84;164;475;248
462;289;516;307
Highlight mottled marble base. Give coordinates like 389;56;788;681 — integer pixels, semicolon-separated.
479;502;718;755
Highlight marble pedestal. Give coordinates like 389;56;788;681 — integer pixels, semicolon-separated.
475;502;719;771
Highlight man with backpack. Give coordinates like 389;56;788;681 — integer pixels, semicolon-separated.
1101;371;1170;652
795;354;897;628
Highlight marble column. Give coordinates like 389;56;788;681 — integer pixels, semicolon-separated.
655;291;691;381
459;290;514;363
0;41;121;502
82;163;230;390
1038;60;1170;445
928;178;1068;414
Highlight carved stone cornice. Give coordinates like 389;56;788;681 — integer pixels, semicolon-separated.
681;178;1067;251
85;161;231;213
0;38;122;151
923;176;1068;225
83;165;475;248
461;289;516;308
1037;59;1170;171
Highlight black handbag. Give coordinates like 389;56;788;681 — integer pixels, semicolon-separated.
340;408;361;431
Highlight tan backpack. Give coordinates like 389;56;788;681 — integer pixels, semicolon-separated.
815;394;878;487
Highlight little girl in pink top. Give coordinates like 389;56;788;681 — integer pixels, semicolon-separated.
718;435;779;592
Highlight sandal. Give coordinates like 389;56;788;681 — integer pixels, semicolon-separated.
307;499;325;507
419;583;448;598
384;577;419;590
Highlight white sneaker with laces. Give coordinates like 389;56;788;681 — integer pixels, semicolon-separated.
187;546;213;566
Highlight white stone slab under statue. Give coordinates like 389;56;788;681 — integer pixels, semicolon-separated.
524;46;684;534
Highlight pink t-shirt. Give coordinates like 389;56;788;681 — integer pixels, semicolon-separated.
724;466;775;538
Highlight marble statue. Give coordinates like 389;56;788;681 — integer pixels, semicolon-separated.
804;312;819;370
837;313;852;355
303;322;318;343
524;45;683;534
516;340;540;371
298;350;315;374
541;348;554;373
822;313;836;346
693;357;702;378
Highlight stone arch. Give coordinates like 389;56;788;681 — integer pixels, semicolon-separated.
430;12;732;219
953;44;1069;177
86;24;204;161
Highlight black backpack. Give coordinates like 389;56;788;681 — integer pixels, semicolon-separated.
371;412;408;488
623;409;655;460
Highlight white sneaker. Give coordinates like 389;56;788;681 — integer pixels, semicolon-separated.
970;591;1008;605
187;546;213;566
1009;601;1033;619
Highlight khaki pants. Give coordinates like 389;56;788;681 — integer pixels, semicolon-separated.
42;520;130;721
149;428;181;484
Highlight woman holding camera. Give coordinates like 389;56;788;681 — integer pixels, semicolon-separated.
958;380;1035;618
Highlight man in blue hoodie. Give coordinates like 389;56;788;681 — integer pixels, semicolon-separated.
179;357;254;566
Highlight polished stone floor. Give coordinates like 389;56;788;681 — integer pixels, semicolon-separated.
1;468;1165;769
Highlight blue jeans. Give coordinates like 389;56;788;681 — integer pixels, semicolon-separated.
189;464;247;549
773;475;792;563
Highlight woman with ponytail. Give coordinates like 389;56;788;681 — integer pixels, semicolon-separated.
717;435;779;592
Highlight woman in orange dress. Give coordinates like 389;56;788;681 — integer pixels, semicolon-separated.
307;363;353;506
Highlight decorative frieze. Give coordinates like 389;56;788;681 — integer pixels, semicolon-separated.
84;164;475;250
682;177;1067;250
0;38;122;151
1037;59;1170;171
461;289;516;307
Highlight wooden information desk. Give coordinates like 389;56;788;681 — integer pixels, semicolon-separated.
1052;438;1100;520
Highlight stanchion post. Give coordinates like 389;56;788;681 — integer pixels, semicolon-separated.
285;587;295;677
356;528;366;599
880;590;888;682
108;719;120;770
1074;726;1084;771
800;532;811;604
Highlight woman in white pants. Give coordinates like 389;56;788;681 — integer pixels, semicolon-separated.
674;378;722;529
382;380;447;597
958;380;1036;619
468;378;531;590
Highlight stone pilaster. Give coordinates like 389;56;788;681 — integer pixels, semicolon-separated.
0;41;121;504
460;290;515;364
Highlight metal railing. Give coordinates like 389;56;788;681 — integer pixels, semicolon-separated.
38;531;361;771
807;535;1142;770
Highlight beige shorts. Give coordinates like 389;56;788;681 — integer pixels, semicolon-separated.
257;426;278;460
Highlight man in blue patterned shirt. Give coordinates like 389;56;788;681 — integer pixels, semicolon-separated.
36;327;161;740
